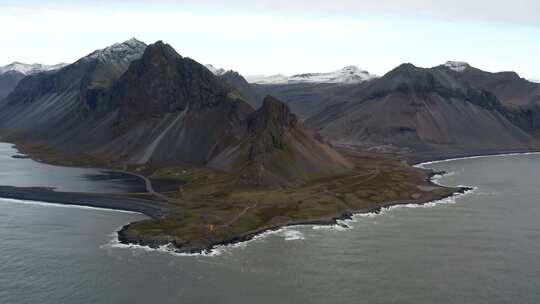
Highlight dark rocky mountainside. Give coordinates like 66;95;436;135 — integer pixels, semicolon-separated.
218;70;265;109
436;62;540;107
0;38;147;146
209;95;352;185
0;71;25;100
253;82;364;120
0;40;351;185
0;40;253;165
103;41;253;165
306;63;540;161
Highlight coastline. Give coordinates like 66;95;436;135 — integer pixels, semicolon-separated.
118;171;472;255
413;151;540;167
0;186;171;219
3;145;537;255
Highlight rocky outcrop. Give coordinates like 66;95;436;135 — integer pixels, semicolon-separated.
103;41;254;165
219;70;265;109
209;95;352;185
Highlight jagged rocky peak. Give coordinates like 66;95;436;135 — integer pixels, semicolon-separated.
0;62;68;75
82;38;147;64
248;95;297;134
141;40;183;63
205;64;226;76
444;61;471;72
380;63;429;81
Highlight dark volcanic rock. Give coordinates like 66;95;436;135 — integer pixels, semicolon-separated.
209;95;352;185
0;39;255;166
0;71;25;100
219;70;265;109
106;41;254;165
306;63;540;158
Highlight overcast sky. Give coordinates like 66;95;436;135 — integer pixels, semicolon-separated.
1;0;539;79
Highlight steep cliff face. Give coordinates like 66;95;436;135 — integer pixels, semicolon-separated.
0;39;147;147
209;95;352;185
102;41;254;165
306;64;539;159
0;40;258;166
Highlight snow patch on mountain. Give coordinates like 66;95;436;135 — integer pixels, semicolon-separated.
81;38;147;65
0;62;68;75
245;74;289;84
529;79;540;83
444;61;470;72
245;66;377;85
205;64;227;76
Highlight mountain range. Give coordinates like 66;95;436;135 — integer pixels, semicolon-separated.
2;38;540;171
306;62;540;161
0;39;350;184
245;66;377;85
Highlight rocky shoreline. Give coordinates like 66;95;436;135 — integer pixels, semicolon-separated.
117;171;472;255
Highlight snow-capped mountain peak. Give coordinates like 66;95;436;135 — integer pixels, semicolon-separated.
245;66;377;85
0;62;68;75
82;38;147;64
205;64;227;76
444;61;470;72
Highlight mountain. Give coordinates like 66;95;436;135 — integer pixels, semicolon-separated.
0;38;147;146
242;66;377;119
246;66;377;85
204;64;226;76
0;39;255;165
1;40;352;185
0;71;25;100
204;65;264;108
253;82;367;120
0;62;68;75
0;62;68;100
104;41;253;165
306;63;540;161
219;70;266;109
436;61;540;107
209;95;352;185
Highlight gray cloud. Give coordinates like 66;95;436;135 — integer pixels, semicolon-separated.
5;1;540;26
130;0;540;26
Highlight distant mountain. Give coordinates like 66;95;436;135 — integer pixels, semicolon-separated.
436;61;540;107
0;62;68;100
306;63;540;161
209;95;352;185
0;62;68;75
246;66;377;85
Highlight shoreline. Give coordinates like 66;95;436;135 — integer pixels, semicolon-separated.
413;151;540;167
2;148;537;255
0;186;171;219
118;171;472;254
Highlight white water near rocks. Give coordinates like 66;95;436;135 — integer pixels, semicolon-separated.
1;151;540;303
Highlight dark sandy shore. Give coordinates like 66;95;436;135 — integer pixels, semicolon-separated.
0;186;171;219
